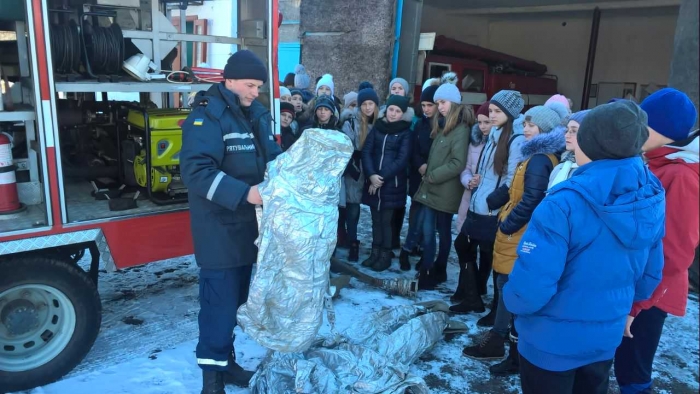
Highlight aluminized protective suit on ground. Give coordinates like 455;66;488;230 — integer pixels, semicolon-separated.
249;304;452;393
237;128;353;353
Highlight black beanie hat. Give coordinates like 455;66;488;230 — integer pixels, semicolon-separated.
386;94;409;113
315;94;336;112
577;100;649;161
223;50;268;83
357;88;379;107
280;102;296;118
420;85;439;104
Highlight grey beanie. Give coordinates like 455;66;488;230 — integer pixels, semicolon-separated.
294;64;311;89
524;102;568;133
433;83;462;104
491;90;525;120
343;91;358;107
389;77;410;96
577;101;649;161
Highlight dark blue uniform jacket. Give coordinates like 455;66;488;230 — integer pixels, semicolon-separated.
181;83;281;269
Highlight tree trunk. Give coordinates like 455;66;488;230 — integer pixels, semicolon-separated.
668;0;699;130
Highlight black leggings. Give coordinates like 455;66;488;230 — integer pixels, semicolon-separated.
370;207;395;250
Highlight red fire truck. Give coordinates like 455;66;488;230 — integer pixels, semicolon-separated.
414;35;560;110
0;0;280;391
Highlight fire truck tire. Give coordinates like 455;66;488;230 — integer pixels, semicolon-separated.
0;257;102;392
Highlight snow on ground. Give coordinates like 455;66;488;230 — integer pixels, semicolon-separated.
17;206;700;394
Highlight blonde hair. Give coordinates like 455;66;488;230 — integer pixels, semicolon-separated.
358;106;378;149
431;103;475;138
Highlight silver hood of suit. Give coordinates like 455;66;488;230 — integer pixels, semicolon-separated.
237;128;353;353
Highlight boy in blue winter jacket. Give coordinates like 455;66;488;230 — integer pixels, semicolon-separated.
503;100;665;394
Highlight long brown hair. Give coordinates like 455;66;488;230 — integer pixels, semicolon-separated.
358;106;378;149
493;120;514;176
431;103;475;138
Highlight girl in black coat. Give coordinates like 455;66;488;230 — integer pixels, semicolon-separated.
361;95;414;272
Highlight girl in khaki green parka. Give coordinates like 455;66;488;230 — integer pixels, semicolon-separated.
413;83;474;290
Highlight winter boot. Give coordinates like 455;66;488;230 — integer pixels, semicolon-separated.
201;371;225;394
450;263;467;303
417;268;439;290
477;274;499;327
348;241;360;262
489;335;520;376
462;330;506;360
449;262;485;314
371;249;394;272
362;246;381;267
223;353;255;387
399;249;411;271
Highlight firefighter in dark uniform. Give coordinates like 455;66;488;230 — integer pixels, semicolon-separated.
180;50;281;394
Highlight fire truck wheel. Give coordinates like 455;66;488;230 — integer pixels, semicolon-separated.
0;257;102;392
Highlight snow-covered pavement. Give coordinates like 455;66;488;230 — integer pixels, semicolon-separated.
18;206;700;394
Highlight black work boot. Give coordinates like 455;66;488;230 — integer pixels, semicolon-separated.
371;249;393;272
449;261;485;314
399;249;411;271
201;371;225;394
477;274;499;327
434;262;447;284
348;241;360;262
223;353;255;387
417;268;439;290
490;335;520;376
362;246;381;267
462;330;506;360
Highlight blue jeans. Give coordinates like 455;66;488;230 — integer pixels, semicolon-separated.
492;273;511;337
402;202;424;253
345;203;361;242
419;207;453;270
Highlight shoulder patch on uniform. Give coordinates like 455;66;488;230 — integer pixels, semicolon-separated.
193;118;204;126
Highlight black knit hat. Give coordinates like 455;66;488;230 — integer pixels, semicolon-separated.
223;50;268;83
315;94;336;112
358;88;379;107
420;85;439;104
577;100;649;161
280;102;296;118
386;94;409;113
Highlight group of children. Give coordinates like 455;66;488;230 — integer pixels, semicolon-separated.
278;65;699;394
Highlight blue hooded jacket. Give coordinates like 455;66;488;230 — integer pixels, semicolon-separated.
503;157;665;372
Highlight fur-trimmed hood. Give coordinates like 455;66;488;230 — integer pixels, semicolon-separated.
471;123;488;146
521;129;566;160
340;107;357;124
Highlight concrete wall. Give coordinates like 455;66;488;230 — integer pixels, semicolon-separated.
668;0;699;129
300;0;396;101
279;0;301;43
420;5;679;110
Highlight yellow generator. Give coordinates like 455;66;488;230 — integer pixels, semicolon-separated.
125;108;190;204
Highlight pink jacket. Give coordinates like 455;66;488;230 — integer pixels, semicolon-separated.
456;140;486;233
